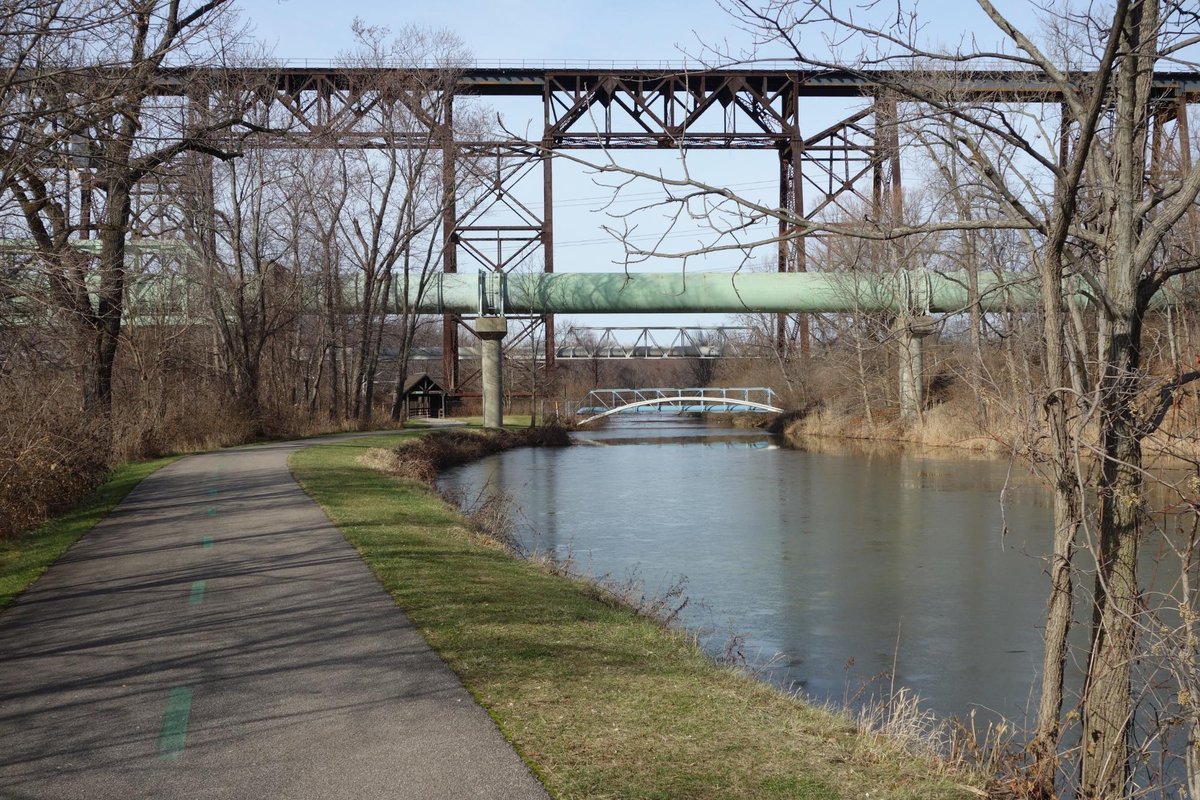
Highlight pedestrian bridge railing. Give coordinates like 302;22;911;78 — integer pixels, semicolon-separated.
575;387;781;425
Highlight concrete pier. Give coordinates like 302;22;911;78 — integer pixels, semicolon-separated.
475;316;508;429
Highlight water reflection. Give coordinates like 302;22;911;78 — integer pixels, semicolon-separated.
439;415;1054;724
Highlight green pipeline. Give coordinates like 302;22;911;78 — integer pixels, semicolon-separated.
410;271;1064;315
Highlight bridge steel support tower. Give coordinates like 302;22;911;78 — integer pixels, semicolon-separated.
423;68;884;412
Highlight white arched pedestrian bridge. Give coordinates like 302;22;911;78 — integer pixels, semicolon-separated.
575;387;782;426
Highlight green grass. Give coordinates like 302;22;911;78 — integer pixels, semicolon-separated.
0;455;179;609
447;414;534;428
291;434;982;800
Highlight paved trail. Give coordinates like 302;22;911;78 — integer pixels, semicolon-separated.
0;437;549;800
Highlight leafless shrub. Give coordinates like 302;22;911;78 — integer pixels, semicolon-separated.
387;426;572;484
111;381;257;460
716;631;748;668
0;386;111;538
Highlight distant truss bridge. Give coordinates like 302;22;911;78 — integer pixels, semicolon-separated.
555;326;756;360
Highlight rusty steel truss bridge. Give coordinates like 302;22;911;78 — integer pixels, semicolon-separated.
109;64;1200;400
556;326;754;360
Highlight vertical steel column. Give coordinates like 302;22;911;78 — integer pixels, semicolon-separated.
542;93;556;374
776;151;789;350
791;81;808;357
1179;93;1194;172
78;170;93;240
1178;94;1198;307
874;94;920;418
1179;94;1197;244
872;95;902;217
776;86;808;355
440;98;460;394
1150;103;1170;188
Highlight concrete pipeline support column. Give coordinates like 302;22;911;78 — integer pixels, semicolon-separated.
896;315;935;419
475;316;507;429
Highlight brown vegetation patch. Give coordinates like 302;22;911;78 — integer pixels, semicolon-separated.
783;401;1011;455
1;372;368;540
700;411;776;429
381;425;572;485
0;391;112;539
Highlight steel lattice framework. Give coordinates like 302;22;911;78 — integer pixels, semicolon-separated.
139;65;1200;393
557;326;755;360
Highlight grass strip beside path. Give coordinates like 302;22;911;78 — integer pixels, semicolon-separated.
292;434;981;800
0;456;179;609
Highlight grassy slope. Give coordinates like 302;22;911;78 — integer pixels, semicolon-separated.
291;433;979;800
0;455;179;608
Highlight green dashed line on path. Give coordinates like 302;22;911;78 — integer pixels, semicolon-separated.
158;687;193;760
207;487;219;496
201;535;214;550
206;506;217;517
189;580;206;605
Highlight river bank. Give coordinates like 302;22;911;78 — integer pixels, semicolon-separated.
738;391;1200;463
293;428;987;800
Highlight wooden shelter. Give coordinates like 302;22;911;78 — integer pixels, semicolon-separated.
400;373;447;418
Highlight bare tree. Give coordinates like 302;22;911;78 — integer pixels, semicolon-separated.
183;131;306;428
332;23;472;428
1;1;251;431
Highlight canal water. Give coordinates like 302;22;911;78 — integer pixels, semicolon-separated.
437;416;1063;725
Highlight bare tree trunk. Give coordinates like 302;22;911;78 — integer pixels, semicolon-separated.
86;171;133;419
328;342;341;419
1080;312;1143;799
964;240;987;427
360;269;393;428
389;263;417;423
1030;251;1082;799
388;332;412;423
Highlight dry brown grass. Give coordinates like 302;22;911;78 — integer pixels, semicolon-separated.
380;426;572;485
781;395;1019;457
0;371;368;540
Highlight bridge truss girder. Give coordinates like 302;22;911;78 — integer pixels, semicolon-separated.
557;325;758;360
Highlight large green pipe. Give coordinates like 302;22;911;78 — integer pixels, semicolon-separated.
0;238;1180;315
4;244;1183;317
411;271;1058;315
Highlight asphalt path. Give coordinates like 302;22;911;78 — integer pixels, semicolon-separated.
0;436;550;799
